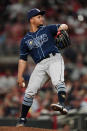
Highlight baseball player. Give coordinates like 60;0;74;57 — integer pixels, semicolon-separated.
17;8;69;126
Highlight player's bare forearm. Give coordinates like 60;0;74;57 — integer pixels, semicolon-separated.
18;59;27;77
58;24;68;31
18;59;27;87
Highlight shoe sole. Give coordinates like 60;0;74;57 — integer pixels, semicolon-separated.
51;104;68;115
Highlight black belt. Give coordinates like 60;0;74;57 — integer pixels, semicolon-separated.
46;52;56;58
39;52;56;63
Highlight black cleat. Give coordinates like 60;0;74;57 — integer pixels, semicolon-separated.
16;118;27;127
51;103;68;115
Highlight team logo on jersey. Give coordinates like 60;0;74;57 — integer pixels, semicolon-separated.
25;39;34;50
26;34;48;50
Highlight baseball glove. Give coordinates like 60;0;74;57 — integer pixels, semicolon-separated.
56;30;71;50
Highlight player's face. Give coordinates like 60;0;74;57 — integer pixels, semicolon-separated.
31;15;45;26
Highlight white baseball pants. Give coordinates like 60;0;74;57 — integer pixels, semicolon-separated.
25;53;64;97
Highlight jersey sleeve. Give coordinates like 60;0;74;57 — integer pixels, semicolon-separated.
47;24;61;36
19;39;29;61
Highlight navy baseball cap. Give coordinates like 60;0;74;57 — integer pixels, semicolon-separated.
27;8;45;21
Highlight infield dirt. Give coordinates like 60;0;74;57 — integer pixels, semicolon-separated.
0;127;58;131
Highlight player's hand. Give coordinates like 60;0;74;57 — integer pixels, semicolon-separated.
17;77;25;88
58;24;68;31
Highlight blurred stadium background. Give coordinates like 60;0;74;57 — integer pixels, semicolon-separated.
0;0;87;131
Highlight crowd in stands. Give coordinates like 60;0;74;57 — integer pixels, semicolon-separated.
0;0;87;130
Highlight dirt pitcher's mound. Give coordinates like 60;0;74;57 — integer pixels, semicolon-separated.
0;127;58;131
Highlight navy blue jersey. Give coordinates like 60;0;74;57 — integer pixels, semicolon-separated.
20;24;60;63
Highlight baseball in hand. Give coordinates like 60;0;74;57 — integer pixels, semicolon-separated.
22;82;25;87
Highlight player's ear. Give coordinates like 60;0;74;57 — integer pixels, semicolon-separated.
30;18;33;23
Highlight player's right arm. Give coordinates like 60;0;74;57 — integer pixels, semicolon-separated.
18;59;27;88
17;38;29;88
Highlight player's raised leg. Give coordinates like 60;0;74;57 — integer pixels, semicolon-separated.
48;54;68;114
17;63;49;126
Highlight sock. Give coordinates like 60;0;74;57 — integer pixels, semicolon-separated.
58;91;66;105
20;104;30;118
20;95;33;119
55;82;66;105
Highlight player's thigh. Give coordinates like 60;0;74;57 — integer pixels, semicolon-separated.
25;64;48;96
48;54;64;86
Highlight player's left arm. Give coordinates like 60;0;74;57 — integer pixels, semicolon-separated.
58;24;68;31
